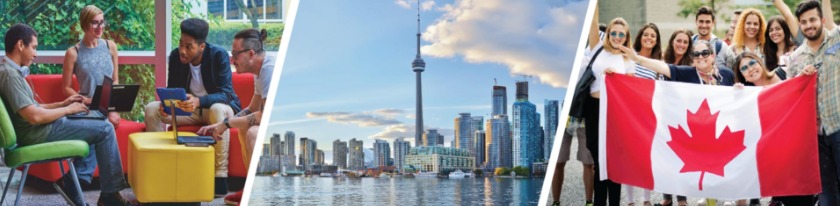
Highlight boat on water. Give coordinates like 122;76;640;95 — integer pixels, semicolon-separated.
465;171;475;178
320;173;333;177
448;170;466;178
378;173;389;178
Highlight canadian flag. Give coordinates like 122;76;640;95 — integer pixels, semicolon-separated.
599;74;820;199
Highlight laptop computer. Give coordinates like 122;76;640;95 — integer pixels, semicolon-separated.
89;85;138;112
109;84;139;112
157;91;216;146
67;76;112;120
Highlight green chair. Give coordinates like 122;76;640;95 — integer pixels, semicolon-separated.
0;96;90;206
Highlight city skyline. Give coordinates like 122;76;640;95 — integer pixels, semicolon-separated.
265;0;588;162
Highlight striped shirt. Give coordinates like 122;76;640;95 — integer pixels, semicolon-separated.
635;64;658;80
789;27;840;135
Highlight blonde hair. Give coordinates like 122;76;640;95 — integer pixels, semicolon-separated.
732;8;766;52
79;5;104;31
604;18;631;55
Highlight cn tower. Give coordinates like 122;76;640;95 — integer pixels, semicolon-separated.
411;3;425;147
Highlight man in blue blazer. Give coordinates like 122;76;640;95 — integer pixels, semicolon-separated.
144;18;241;197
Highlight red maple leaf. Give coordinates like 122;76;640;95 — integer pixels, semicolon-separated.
666;99;746;191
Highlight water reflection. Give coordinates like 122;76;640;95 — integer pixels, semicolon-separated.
249;176;544;205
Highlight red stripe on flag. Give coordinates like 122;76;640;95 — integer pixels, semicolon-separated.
756;75;820;196
605;74;657;189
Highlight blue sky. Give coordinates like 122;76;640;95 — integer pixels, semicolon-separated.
265;0;589;162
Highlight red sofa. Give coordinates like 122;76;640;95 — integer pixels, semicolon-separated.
23;73;253;181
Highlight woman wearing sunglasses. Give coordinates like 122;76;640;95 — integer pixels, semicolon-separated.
619;40;735;86
664;29;694;67
716;9;767;71
583;7;634;205
734;52;782;87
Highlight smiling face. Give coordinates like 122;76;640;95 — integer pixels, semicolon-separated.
738;57;763;83
673;33;690;56
767;21;785;44
641;27;657;49
608;24;627;49
691;43;714;70
84;14;105;39
799;9;824;41
744;14;761;39
696;14;714;37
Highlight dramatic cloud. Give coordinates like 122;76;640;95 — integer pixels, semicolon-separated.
419;0;589;88
395;0;436;11
306;112;401;127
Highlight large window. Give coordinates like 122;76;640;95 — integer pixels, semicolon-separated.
208;0;283;23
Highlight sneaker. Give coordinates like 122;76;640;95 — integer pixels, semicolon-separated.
53;174;85;206
97;192;133;206
586;201;594;206
224;190;243;205
697;199;706;206
215;177;228;197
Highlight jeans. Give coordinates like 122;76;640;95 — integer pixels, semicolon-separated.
43;117;126;193
819;130;840;206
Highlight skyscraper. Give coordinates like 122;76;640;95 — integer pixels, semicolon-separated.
284;131;296;165
394;138;411;173
544;100;559;161
492;85;507;116
374;139;392;168
474;130;486;168
412;3;426;147
300;137;317;170
423;129;444;146
454;113;475;158
472;116;484;131
315;149;325;165
512;81;541;171
487;114;512;169
271;134;282;156
348;138;365;170
333;140;348;169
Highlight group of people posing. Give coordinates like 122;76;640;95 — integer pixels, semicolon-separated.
553;0;840;206
0;5;273;206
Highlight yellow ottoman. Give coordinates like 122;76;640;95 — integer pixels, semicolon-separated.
127;132;215;203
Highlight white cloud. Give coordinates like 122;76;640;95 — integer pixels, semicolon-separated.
306;111;401;126
421;0;589;88
395;0;436;11
373;108;405;116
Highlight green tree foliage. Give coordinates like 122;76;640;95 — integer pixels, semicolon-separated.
512;166;531;176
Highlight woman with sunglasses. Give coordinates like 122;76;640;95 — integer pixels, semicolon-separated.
716;9;767;71
619;39;735;87
61;5;120;127
583;7;634;205
664;29;694;66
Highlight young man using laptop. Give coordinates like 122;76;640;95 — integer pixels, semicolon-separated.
0;23;131;206
144;18;241;197
199;28;275;205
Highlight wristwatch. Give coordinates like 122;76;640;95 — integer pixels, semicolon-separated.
223;117;232;129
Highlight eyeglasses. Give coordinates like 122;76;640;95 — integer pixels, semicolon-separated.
231;49;252;60
739;59;759;72
691;50;712;58
609;31;626;38
90;20;108;29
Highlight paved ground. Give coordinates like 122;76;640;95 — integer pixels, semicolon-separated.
546;131;774;206
0;165;229;206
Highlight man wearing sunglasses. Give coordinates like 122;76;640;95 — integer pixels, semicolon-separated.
618;40;735;86
144;18;242;197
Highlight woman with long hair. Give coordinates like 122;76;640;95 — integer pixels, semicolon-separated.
663;29;694;66
583;6;634;205
763;16;796;76
716;8;767;70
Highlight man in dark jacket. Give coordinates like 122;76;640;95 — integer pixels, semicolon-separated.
144;18;241;197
